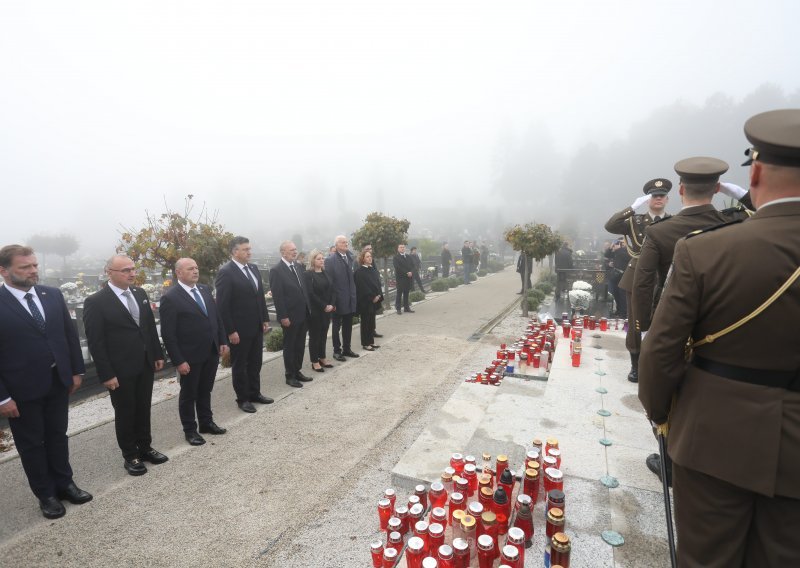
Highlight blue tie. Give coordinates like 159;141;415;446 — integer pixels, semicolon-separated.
191;288;208;316
24;292;46;332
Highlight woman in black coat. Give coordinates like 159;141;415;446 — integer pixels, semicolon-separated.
353;250;383;351
303;249;337;372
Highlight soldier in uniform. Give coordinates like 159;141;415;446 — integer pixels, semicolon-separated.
604;178;671;382
632;157;753;484
639;109;800;567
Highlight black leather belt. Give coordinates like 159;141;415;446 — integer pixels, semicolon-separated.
693;355;800;392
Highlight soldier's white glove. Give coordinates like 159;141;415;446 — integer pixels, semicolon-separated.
631;194;651;211
719;182;747;200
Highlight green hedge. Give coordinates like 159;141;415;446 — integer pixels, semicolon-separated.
265;328;284;352
447;276;461;288
485;259;505;273
469;272;478;282
534;280;554;295
409;290;425;302
527;288;546;304
477;269;488;277
527;297;541;312
430;278;450;292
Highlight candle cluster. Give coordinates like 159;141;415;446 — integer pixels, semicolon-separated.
370;441;573;567
466;317;559;385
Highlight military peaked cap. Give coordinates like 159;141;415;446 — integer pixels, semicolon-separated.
642;178;672;196
742;109;800;167
674;157;729;184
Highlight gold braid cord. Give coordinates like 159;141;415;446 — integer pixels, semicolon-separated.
670;265;800;436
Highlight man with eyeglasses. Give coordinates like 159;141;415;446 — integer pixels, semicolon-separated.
83;255;167;476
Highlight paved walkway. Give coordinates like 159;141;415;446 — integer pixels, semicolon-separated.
0;269;524;567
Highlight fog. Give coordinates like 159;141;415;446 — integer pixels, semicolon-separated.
1;0;799;258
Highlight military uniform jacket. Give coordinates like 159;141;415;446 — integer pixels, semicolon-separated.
632;203;751;332
604;208;665;291
638;201;800;498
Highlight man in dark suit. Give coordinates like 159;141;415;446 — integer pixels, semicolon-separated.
639;109;800;566
441;243;452;278
0;245;92;519
324;235;359;361
83;255;167;476
410;246;426;293
460;241;472;285
159;258;229;446
393;244;415;315
214;236;272;414
269;241;313;388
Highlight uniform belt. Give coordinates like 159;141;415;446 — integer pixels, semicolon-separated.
693;355;800;392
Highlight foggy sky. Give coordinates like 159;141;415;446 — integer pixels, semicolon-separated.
1;0;799;256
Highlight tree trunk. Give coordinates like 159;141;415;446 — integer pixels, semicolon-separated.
521;255;530;317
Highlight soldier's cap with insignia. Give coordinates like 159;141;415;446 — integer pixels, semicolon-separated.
674;157;729;184
742;109;800;167
642;178;672;196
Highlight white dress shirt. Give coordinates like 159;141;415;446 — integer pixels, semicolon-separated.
178;280;206;311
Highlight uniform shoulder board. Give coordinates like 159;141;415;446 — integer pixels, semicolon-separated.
649;215;671;226
720;205;755;218
684;218;744;239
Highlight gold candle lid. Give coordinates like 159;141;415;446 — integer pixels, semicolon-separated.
532;438;543;446
546;437;559;447
460;515;476;529
496;454;508;463
441;471;453;482
482;452;491;461
480;486;494;499
480;511;497;525
548;507;564;520
478;473;492;487
525;467;539;479
452;509;465;522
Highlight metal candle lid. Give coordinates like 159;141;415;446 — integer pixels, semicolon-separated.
468;502;484;516
507;527;525;542
477;534;494;550
460;514;476;529
429;522;444;536
452;538;468;551
422;558;438;568
409;503;424;516
496;454;508;463
370;541;383;551
481;511;497;524
430;481;444;492
438;544;453;558
414;520;429;533
383;547;397;559
407;536;424;552
502;545;519;559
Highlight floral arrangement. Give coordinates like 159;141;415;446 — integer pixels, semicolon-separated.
142;283;156;294
427;266;436;273
575;250;586;257
568;289;592;310
60;282;78;292
572;280;593;292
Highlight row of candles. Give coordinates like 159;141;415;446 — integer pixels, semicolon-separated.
370;440;573;567
466;318;560;386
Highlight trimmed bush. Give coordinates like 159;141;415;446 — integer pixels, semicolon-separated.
409;290;425;302
486;259;505;273
477;269;488;277
430;278;450;292
527;297;541;312
447;276;461;288
534;280;554;295
527;288;546;304
469;272;478;282
352;314;361;325
265;327;284;352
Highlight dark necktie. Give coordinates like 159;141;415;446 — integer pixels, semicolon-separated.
191;288;208;316
289;264;302;287
24;293;46;332
243;265;258;290
654;216;661;222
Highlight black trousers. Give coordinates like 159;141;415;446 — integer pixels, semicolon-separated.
359;305;376;347
281;318;308;378
673;462;800;567
412;272;426;292
395;280;411;310
178;348;219;432
331;313;353;354
308;312;331;363
442;263;450;278
519;271;532;290
109;358;155;460
230;331;263;402
8;370;73;499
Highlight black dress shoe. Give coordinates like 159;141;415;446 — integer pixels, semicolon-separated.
251;394;274;404
312;366;325;373
296;372;313;382
342;350;360;358
627;367;639;383
238;401;257;413
139;449;169;465
39;496;66;519
321;362;334;368
396;309;402;315
57;483;93;505
646;453;672;487
333;354;347;362
373;333;383;338
185;431;206;446
199;422;227;435
286;379;303;388
124;458;148;476
404;308;415;313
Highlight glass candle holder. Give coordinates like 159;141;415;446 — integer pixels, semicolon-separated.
413;520;430;555
450;453;465;475
437;544;454;568
415;484;429;510
378;498;393;531
387;516;402;535
448;492;465;526
551;532;571;568
409;503;425;525
381;547;398;568
506;526;526;563
370;541;384;568
546;489;565;517
394;505;409;534
387;531;403;553
546;507;565;538
476;534;495;568
547;447;562;470
429;481;448;510
428;522;445;554
383;488;396;510
452;538;470;568
495;454;509;486
463;463;478;496
429;506;447;527
406;536;426;568
544;467;564;494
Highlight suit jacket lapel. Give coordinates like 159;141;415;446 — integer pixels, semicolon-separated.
0;285;43;333
178;285;208;317
103;285;138;327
